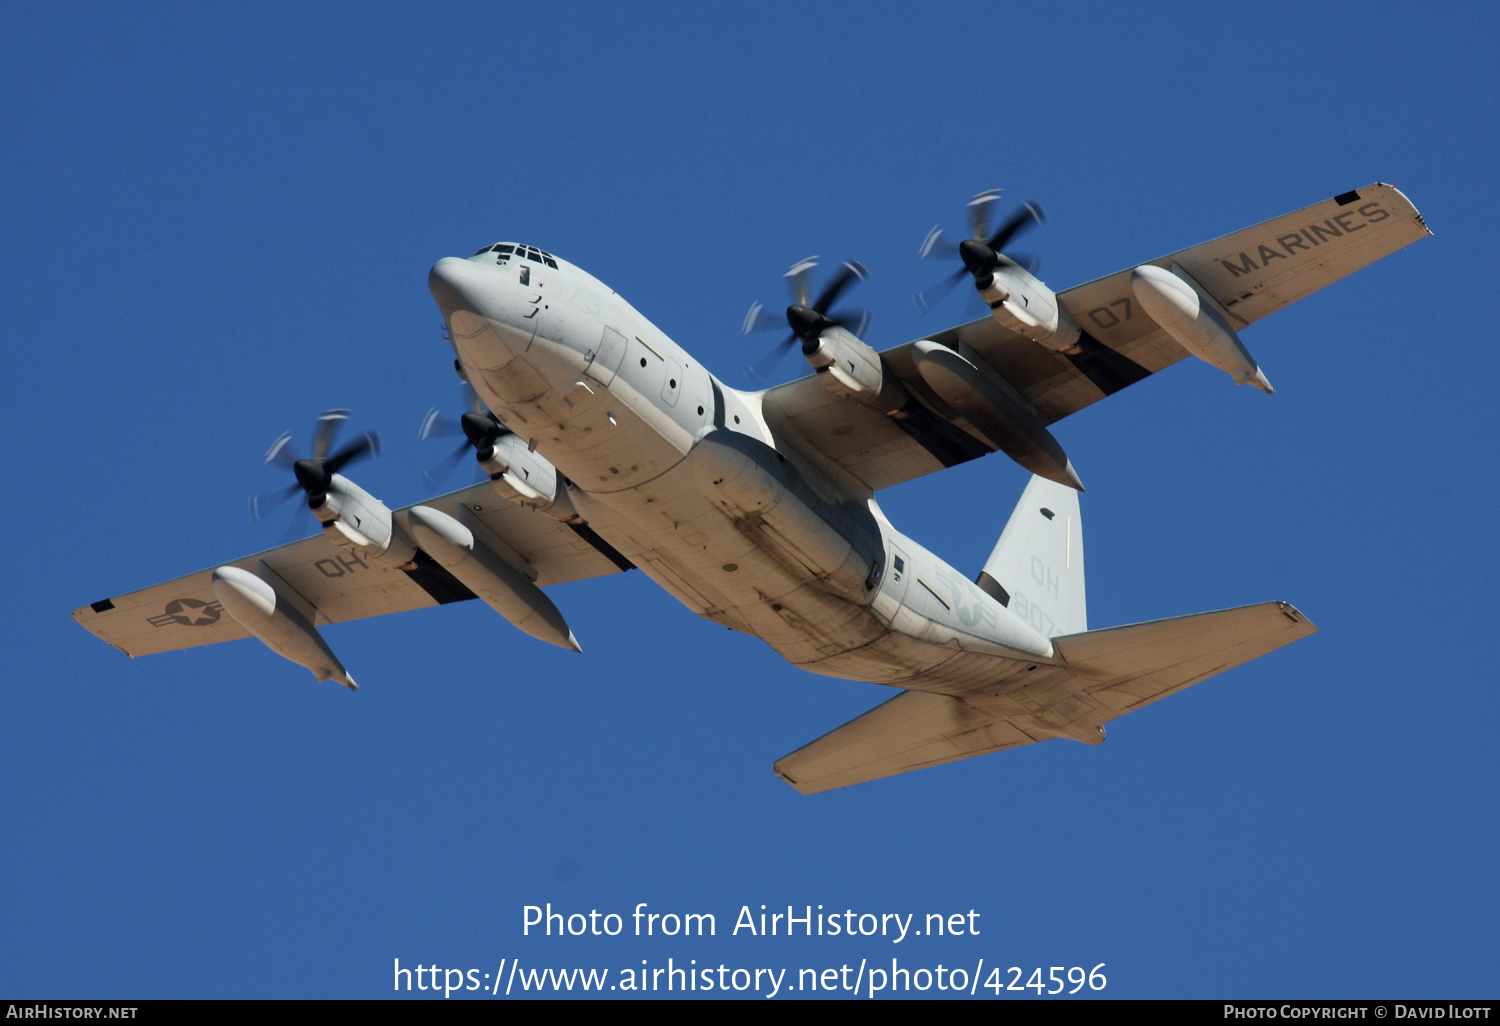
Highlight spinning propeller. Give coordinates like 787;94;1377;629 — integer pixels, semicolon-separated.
743;257;870;384
417;383;510;489
250;409;380;522
915;189;1045;314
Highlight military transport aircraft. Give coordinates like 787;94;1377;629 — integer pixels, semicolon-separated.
73;185;1429;793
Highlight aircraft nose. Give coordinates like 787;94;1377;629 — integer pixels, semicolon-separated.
429;256;500;339
428;257;480;316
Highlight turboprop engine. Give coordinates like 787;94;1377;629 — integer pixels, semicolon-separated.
793;318;909;413
1129;262;1274;393
227;410;420;688
745;258;892;398
740;259;904;411
474;430;578;520
311;473;416;567
420;398;579;521
917;193;1083;355
258;409;416;568
971;255;1083;355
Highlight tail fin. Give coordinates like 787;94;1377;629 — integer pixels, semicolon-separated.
978;475;1085;638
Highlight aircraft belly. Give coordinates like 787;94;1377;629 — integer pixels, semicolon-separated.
564;451;1040;684
566;446;883;655
472;362;689;495
793;633;1053;695
470;309;1072;689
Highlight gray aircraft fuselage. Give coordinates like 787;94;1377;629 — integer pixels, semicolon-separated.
428;247;1061;699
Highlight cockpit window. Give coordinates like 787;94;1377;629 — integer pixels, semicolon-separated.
471;242;558;269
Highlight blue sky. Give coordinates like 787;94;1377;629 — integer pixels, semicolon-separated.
3;0;1495;999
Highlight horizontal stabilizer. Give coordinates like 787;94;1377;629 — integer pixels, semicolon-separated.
774;601;1315;794
1053;600;1316;715
774;689;1042;796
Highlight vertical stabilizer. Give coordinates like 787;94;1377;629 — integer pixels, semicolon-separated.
978;476;1085;637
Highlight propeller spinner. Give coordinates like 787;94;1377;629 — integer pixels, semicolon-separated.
743;257;871;384
417;384;511;489
250;409;381;521
915;190;1045;313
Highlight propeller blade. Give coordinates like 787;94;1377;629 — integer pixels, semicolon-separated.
311;409;350;461
746;334;797;385
249;482;301;522
918;226;960;261
741;301;785;335
419;407;463;441
812;260;867;315
747;257;869;383
324;431;380;476
827;307;872;340
914;266;968;315
278;505;314;543
263;431;299;469
461;381;485;416
418;386;507;490
988;201;1045;253
962;287;988;321
967;188;1003;242
420;442;473;491
916;193;1048;313
783;257;818;309
1005;251;1041;274
253;409;376;530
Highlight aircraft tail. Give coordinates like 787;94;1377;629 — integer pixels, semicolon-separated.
977;475;1086;638
773;601;1316;795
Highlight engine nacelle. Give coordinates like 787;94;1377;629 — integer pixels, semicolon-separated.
978;261;1082;354
477;432;580;520
312;473;417;568
802;326;908;414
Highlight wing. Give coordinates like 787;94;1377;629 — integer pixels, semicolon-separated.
763;184;1429;493
774;601;1315;794
73;480;632;658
